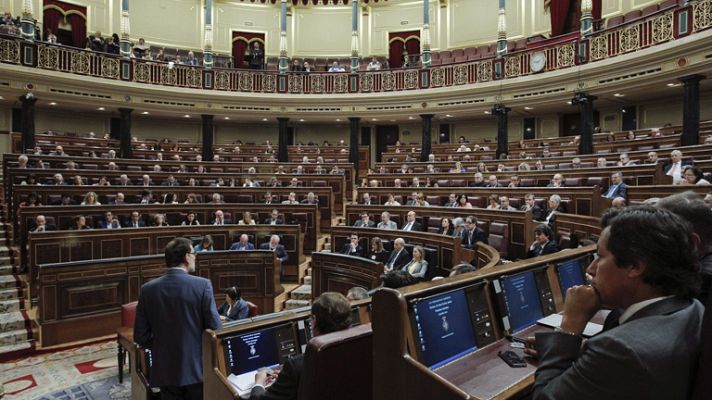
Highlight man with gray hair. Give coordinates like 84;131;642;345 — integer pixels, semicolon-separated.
664;149;691;183
384;238;409;272
537;194;562;225
259;235;288;264
377;211;398;230
469;172;486;187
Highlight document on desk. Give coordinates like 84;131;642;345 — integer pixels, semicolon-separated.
227;368;277;398
537;314;603;337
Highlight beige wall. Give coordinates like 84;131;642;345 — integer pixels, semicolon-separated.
35;109;109;134
215;122;276;144
0;0;674;57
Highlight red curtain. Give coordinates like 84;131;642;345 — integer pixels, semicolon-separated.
548;0;571;37
389;30;419;68
43;0;87;48
593;0;602;21
232;32;265;69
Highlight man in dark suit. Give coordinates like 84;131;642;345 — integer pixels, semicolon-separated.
251;292;352;400
460;216;488;249
343;233;364;257
530;207;704;399
353;212;376;228
217;286;250;322
526;223;560;258
97;211;121;229
263;209;283;225
125;211;146;228
230;234;255;251
249;42;264;70
402;211;423;232
603;172;628;200
520;193;543;220
486;174;503;188
134;237;222;399
663;149;692;184
384;238;410;272
30;215;56;232
537;194;563;226
468;172;487;187
259;235;288;263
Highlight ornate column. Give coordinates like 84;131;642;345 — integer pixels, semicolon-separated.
120;0;132;58
204;0;214;69
202;115;214;161
19;93;37;151
679;74;706;146
20;0;36;41
118;108;133;158
349;117;361;174
580;0;594;36
420;114;433;161
493;104;510;159
497;0;507;56
572;92;596;155
421;0;432;68
350;0;360;73
278;118;289;162
279;0;289;74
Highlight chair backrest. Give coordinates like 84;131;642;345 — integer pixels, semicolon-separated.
298;323;373;400
122;301;139;327
487;222;509;259
246;301;259;317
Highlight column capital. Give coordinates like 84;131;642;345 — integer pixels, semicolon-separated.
419;114;434;119
679;74;706;84
492;104;510;115
348;117;361;122
118;107;134;114
201;114;214;120
18;93;37;104
277;117;289;123
571;92;597;104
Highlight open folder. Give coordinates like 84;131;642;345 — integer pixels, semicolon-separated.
227;365;278;399
537;313;604;337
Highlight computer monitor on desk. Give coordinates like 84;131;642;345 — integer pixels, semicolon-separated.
494;267;555;334
556;257;588;299
408;281;496;370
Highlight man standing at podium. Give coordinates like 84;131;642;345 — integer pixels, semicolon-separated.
531;206;704;399
134;237;222;400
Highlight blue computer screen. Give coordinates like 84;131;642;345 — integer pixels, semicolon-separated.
223;322;297;375
411;288;478;369
501;271;544;333
557;258;586;299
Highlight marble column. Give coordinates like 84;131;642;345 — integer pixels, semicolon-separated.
19;93;37;151
202;114;214;161
679;74;706;146
420;114;433;162
278;118;289;162
493;104;510;159
572;92;596;154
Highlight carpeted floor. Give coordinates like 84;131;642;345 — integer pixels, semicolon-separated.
1;340;130;400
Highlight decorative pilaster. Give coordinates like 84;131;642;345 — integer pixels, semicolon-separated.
204;0;214;69
20;0;35;41
120;0;132;58
278;118;289;162
679;75;706;146
279;0;289;74
202;115;214;161
118;108;133;159
497;0;507;56
580;0;594;36
350;0;360;73
19;93;37;151
421;0;432;68
349;117;361;174
420;114;433;161
492;104;510;159
571;92;596;155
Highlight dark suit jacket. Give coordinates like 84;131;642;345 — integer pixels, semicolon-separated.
527;241;560;258
217;299;250;321
353;220;375;228
343;244;364;257
469;182;487;187
259;243;288;263
533;297;704;400
521;204;543;221
384;248;410;271
96;219;121;229
368;250;389;264
663;160;693;174
603;183;628;199
402;221;423;232
133;268;222;387
250;354;303;400
31;224;57;232
124;220;146;228
229;242;255;251
461;227;488;248
263;217;284;225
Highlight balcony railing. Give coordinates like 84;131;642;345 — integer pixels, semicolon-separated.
0;0;710;95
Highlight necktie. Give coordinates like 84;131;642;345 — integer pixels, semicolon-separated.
469;230;473;245
387;250;399;268
405;222;412;231
607;184;618;198
667;162;679;177
134;222;138;228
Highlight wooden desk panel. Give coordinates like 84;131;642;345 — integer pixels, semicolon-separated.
310;252;384;299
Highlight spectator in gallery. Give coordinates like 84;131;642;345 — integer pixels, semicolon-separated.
291;59;303;72
329;61;345;72
249;42;264;70
303;61;312;72
367;57;382;71
218;286;250;321
194;235;214;252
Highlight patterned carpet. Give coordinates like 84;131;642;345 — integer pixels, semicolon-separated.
1;340;130;400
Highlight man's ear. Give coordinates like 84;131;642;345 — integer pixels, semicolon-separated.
627;260;646;279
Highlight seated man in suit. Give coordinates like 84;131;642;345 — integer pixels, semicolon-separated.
402;211;423;232
259;235;288;263
300;192;319;205
461;216;488;249
520;193;543;220
343;233;364;257
526;223;560;258
603;172;627;200
384;238;410;272
230;234;255;251
251;292;352;399
281;192;299;205
97;211;121;229
30;215;56;232
537;194;563;226
217;286;250;322
469;172;487;187
377;211;398;230
263;209;283;225
212;210;231;225
529;206;704;399
125;211;146;228
486;174;503;188
353;212;375;228
664;149;692;184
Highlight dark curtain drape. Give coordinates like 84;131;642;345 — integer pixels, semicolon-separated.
43;0;87;48
69;14;86;48
549;0;571;37
389;30;419;68
593;0;602;21
232;32;265;69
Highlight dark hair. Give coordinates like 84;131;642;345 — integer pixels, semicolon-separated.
451;263;477;276
311;292;352;335
684;166;705;183
165;237;193;268
605;206;700;298
346;286;369;301
225;286;241;301
656;191;712;252
534;223;554;239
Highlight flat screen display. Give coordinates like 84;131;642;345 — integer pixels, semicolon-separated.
223;322;299;376
501;271;544;333
557;258;586;299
